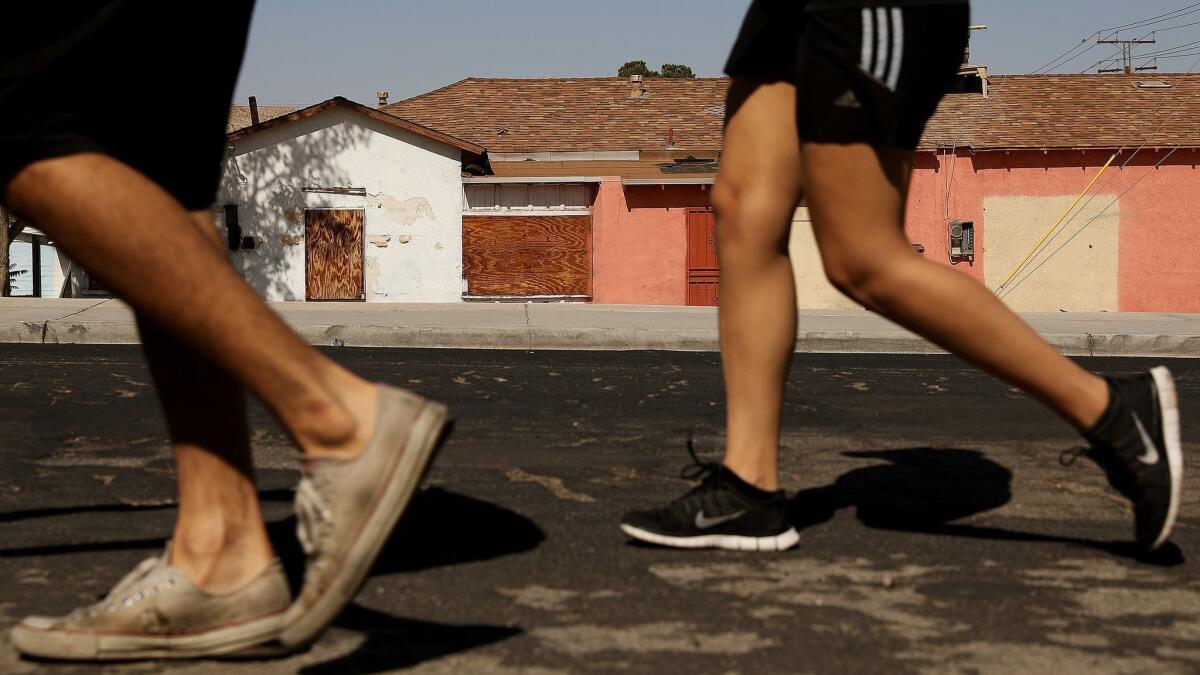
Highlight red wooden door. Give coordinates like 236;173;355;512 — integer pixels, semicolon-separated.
305;209;365;301
686;209;718;306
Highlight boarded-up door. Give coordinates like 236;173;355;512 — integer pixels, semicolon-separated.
305;209;364;301
462;215;591;297
687;209;718;306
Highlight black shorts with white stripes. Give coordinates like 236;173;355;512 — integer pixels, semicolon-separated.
725;1;970;149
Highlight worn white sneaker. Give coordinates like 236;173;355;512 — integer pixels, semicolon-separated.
280;384;451;649
9;549;289;661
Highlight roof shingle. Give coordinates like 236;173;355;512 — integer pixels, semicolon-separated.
226;104;302;133
386;74;1200;154
383;77;728;153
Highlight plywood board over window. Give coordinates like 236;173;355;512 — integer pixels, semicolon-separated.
305;209;365;301
462;215;591;298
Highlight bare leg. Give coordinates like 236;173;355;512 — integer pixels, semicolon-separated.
713;80;806;492
802;143;1108;431
137;211;272;593
3;154;377;460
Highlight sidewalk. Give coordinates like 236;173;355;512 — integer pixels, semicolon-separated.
2;297;1199;357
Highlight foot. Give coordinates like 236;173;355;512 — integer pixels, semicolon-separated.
9;547;288;661
620;441;799;551
1075;366;1183;552
280;384;451;649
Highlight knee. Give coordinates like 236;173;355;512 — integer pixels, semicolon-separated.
820;246;894;304
711;179;793;255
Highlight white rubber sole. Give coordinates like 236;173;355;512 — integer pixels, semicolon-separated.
279;401;450;649
9;612;283;661
1150;366;1184;551
621;523;800;552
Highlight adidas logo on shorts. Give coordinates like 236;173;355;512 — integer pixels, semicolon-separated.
833;90;862;109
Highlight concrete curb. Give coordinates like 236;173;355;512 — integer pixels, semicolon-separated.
2;299;1198;358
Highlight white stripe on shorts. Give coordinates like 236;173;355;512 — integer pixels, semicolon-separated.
874;7;890;81
886;7;904;90
860;8;874;74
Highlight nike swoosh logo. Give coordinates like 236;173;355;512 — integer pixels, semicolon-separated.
694;509;747;530
1133;412;1161;465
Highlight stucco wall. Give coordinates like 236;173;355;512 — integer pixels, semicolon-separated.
592;179;707;305
789;208;861;310
217;107;464;302
908;148;1200;312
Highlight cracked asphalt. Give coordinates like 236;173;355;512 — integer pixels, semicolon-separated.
1;345;1199;674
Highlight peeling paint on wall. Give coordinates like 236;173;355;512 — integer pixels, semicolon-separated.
397;235;412;244
366;257;383;297
373;195;435;227
280;234;302;247
368;235;391;248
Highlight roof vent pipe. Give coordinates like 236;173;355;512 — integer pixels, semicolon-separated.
376;91;389;107
629;74;647;99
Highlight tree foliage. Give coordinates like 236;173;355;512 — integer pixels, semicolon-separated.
618;60;655;78
617;61;695;78
659;63;695;78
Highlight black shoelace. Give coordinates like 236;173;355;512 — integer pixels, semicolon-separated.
1059;447;1090;467
680;429;721;481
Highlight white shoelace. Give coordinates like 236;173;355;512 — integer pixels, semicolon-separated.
294;472;334;557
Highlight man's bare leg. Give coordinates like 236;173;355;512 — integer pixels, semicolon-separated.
713;80;805;492
5;153;450;654
139;212;273;594
801;143;1108;433
4;154;378;460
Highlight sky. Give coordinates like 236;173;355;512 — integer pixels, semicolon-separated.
233;1;1200;105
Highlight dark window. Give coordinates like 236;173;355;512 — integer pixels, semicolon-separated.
224;205;255;250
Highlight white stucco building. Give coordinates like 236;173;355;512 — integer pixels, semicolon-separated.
219;98;486;303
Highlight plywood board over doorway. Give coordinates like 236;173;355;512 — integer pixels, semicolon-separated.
305;209;365;301
686;209;718;306
462;215;591;297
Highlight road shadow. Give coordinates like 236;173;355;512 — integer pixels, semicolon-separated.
294;604;521;675
792;447;1183;567
267;487;546;594
0;487;547;580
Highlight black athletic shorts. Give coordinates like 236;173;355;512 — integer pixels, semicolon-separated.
0;1;255;210
725;0;970;149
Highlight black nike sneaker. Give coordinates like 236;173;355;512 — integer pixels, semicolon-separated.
1072;366;1183;552
620;439;800;551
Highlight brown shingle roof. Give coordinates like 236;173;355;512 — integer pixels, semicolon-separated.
922;74;1200;150
383;77;729;153
226;97;486;158
491;159;717;180
227;104;302;133
388;74;1200;154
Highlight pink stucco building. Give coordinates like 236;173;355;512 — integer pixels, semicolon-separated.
386;73;1200;311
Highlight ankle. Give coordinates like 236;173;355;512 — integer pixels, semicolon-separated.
1071;375;1112;433
170;523;273;593
294;380;378;459
721;459;779;492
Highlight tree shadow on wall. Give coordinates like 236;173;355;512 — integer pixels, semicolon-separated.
221;116;373;301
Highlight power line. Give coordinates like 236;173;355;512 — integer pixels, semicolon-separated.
1100;3;1200;32
998;145;1189;300
996;57;1200;298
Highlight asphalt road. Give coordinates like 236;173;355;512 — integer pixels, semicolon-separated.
1;345;1199;674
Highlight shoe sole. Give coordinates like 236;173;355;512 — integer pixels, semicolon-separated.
9;612;284;661
620;523;800;552
278;401;452;649
1150;366;1183;551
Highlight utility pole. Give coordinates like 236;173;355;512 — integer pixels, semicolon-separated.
1097;34;1157;74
